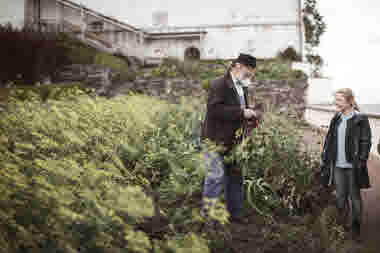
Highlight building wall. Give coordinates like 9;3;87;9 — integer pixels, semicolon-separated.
20;0;301;61
61;3;83;26
144;38;201;60
200;25;300;59
87;0;300;27
143;22;300;60
39;0;59;20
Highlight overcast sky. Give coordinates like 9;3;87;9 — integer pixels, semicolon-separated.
1;0;379;103
317;0;380;104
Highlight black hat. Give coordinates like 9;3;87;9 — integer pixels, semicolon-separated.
236;53;256;68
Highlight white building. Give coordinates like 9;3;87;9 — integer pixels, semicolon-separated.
1;0;304;64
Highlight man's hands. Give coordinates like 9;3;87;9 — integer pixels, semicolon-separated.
243;108;256;119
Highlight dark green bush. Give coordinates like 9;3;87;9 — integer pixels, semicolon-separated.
0;24;71;86
227;109;321;218
278;47;302;62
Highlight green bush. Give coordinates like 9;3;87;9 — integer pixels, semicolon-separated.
0;24;71;86
6;83;95;103
202;79;211;91
227;108;321;218
0;93;209;252
256;59;308;80
94;53;128;72
277;47;302;62
1;90;357;253
61;35;97;65
151;57;202;79
62;35;136;82
200;58;308;80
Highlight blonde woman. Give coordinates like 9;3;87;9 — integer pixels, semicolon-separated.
320;88;372;240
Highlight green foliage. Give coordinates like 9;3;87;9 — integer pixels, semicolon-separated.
1;88;358;252
199;66;226;82
0;92;208;252
256;59;307;80
61;35;97;65
150;58;306;83
302;0;327;76
202;79;211;91
6;83;95;103
277;47;302;62
62;35;136;82
94;53;128;73
118;97;206;200
227;108;320;218
124;228;152;253
151;58;202;79
166;233;210;253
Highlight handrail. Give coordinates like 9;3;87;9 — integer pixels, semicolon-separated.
61;20;113;49
306;105;380;119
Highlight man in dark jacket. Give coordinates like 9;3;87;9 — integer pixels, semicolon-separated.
200;53;259;224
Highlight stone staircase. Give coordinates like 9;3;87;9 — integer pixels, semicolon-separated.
61;20;115;54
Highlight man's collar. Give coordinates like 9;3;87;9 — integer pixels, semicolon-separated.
230;71;241;86
230;71;237;83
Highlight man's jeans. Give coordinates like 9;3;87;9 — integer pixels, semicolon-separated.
334;166;362;225
201;151;244;218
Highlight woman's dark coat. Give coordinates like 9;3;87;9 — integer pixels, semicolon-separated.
321;111;372;189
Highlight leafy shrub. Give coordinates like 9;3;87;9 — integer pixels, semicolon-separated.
94;53;128;73
58;34;136;83
6;83;95;103
202;79;211;91
256;59;308;80
151;57;201;79
0;24;71;86
118;97;206;200
0;89;362;252
60;34;97;65
199;59;307;81
278;46;302;62
227;108;321;218
0;92;211;252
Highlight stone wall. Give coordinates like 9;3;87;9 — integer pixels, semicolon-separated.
54;64;308;119
248;79;308;119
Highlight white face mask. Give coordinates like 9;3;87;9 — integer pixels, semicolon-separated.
240;78;251;87
237;69;253;85
236;72;249;86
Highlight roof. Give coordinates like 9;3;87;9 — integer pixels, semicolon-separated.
145;31;207;40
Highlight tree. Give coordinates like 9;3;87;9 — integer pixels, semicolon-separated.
302;0;327;77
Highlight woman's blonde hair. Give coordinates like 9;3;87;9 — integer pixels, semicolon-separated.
334;88;360;111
